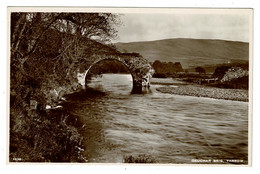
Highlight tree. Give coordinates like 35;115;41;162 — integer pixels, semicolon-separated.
10;12;121;162
195;66;206;74
10;12;122;111
213;65;231;79
11;12;120;67
174;62;184;72
152;60;184;76
11;12;121;103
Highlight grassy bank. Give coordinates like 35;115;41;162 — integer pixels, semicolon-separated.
10;107;87;162
156;85;248;102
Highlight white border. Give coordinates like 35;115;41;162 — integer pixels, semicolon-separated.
1;1;259;174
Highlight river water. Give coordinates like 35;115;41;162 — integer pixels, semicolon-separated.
63;74;248;164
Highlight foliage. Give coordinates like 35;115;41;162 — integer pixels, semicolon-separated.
10;110;86;162
213;65;232;79
10;12;120;162
212;66;249;89
152;60;184;77
124;154;156;163
11;12;121;105
210;76;248;90
221;67;248;82
195;66;206;74
213;62;248;79
209;64;249;89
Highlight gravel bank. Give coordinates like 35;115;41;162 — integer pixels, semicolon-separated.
151;78;188;85
156;85;248;102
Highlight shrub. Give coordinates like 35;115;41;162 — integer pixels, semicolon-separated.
195;66;206;74
10;110;87;162
123;154;156;163
209;66;249;89
213;65;231;79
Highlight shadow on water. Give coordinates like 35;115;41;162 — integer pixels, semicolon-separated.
65;86;152;103
64;88;107;102
62;88;108;162
131;86;153;95
62;79;153;162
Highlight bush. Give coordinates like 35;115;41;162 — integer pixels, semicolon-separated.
123;154;156;163
213;65;231;79
10;109;87;162
195;66;206;74
209;76;248;89
152;60;184;75
210;66;249;89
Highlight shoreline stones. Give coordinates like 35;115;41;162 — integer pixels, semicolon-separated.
156;85;248;102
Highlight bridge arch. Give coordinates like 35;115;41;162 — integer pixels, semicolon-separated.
77;54;154;93
84;58;134;85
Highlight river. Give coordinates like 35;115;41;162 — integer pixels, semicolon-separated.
63;74;248;164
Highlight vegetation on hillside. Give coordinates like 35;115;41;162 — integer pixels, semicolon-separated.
10;12;120;162
151;59;249;90
195;66;206;74
151;60;184;78
210;63;249;89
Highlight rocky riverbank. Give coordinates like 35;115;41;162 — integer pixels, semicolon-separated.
156;85;248;102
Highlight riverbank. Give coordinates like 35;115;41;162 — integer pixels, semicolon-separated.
10;79;86;162
151;77;189;85
156;85;248;102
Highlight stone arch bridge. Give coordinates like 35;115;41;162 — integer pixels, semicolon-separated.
77;53;154;93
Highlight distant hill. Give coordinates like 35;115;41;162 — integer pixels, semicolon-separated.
115;38;249;70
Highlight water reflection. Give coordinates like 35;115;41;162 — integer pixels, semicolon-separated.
64;74;248;164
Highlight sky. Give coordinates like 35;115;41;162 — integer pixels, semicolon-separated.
113;11;251;43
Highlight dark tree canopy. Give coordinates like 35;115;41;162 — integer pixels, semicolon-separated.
195;66;206;74
152;60;184;76
213;66;231;79
11;13;120;79
11;12;120;65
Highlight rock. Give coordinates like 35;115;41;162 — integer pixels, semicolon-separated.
45;105;51;109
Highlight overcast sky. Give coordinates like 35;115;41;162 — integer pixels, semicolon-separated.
113;12;250;43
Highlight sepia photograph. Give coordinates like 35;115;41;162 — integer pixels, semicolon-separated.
8;7;252;165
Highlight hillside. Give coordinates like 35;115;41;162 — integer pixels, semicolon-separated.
115;38;249;70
